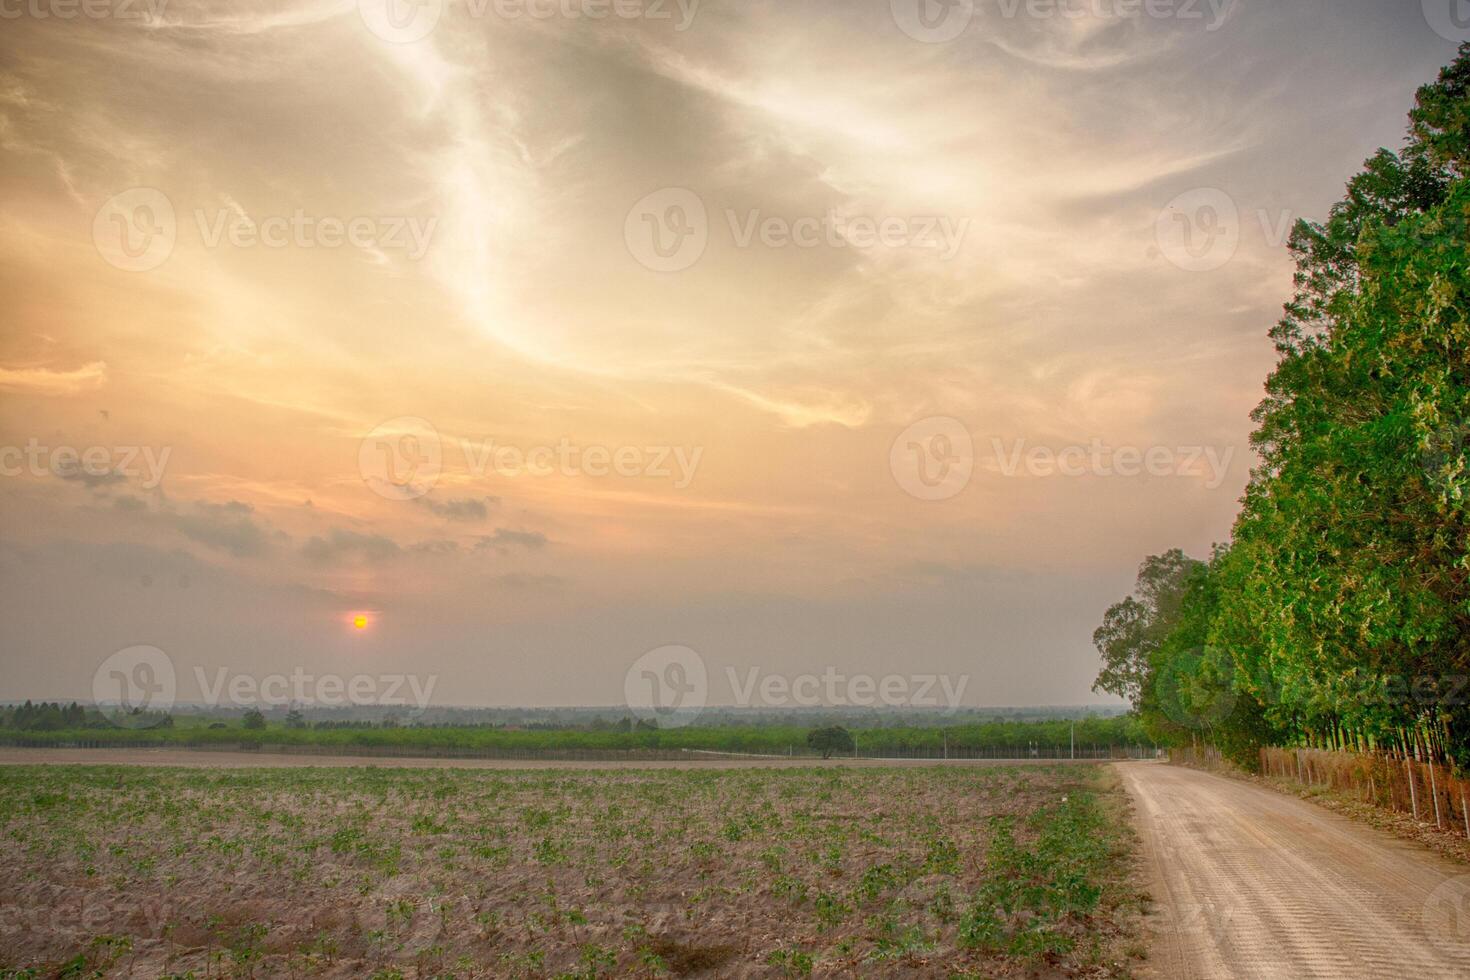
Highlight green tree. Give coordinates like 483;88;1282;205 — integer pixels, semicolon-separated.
1229;48;1470;762
242;708;266;730
1101;45;1470;768
806;726;855;760
1091;550;1202;725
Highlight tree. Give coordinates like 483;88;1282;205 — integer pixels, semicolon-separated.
1099;45;1470;767
1228;48;1470;762
1092;550;1203;718
242;708;266;730
806;726;855;760
285;709;306;729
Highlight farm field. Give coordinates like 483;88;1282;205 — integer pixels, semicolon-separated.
0;763;1145;979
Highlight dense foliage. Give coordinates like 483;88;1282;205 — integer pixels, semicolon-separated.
806;725;857;759
0;701;171;732
1095;48;1470;769
0;715;1148;756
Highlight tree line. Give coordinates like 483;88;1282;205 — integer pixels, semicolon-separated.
1094;48;1470;769
0;715;1147;755
0;701;173;732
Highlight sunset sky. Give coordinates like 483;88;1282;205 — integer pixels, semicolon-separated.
0;0;1461;709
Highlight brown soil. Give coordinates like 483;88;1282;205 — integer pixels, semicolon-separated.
0;762;1143;979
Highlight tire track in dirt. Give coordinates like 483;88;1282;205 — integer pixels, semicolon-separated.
1120;761;1470;979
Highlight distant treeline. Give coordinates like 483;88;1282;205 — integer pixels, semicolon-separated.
70;703;1125;730
0;716;1148;755
0;701;173;732
1095;49;1470;769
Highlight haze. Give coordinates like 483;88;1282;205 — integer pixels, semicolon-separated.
0;0;1460;708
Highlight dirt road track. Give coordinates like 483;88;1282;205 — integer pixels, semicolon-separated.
1120;761;1470;979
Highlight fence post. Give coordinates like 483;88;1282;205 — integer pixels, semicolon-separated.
1429;762;1443;830
1407;757;1419;821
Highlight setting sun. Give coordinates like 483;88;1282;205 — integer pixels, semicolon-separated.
352;616;368;631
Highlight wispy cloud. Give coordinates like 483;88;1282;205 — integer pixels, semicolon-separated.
413;495;498;522
0;361;106;395
474;529;549;553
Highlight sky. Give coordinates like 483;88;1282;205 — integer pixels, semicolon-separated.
0;0;1463;714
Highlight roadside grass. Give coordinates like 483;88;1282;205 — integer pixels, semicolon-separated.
0;763;1147;978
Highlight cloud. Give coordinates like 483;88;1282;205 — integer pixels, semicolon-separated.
0;361;106;395
412;495;498;522
493;573;563;589
55;461;127;490
411;539;459;556
474;529;549;553
301;528;402;565
104;495;272;558
165;500;271;559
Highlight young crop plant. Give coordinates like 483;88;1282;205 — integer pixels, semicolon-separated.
0;763;1144;977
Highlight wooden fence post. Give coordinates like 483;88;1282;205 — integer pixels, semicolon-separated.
1429;762;1443;829
1407;757;1419;821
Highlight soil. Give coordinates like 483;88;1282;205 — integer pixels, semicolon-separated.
0;761;1143;978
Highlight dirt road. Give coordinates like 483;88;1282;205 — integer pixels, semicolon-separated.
1120;761;1470;979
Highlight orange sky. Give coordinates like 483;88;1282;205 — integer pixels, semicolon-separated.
0;1;1460;708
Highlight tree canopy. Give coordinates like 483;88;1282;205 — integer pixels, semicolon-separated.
1097;46;1470;769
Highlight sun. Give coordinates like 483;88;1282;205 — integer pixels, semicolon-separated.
352;615;369;630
